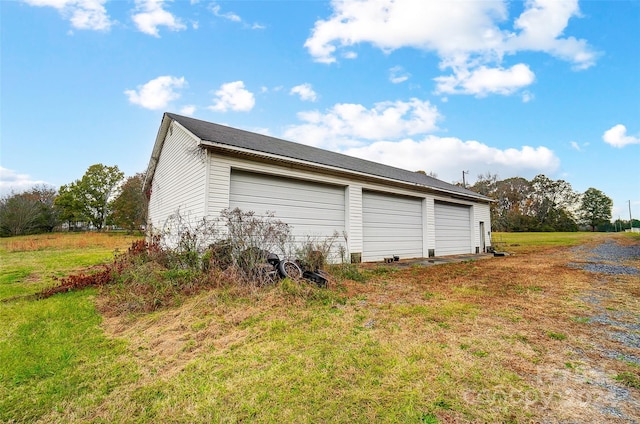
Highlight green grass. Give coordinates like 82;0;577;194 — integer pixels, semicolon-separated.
491;231;602;250
0;232;139;300
615;371;640;389
0;231;636;423
0;289;138;423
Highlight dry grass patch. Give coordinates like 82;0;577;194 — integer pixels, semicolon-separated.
0;231;141;253
21;232;637;423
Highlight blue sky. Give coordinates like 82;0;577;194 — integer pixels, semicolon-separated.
1;0;639;222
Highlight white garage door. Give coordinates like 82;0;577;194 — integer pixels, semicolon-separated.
435;202;472;256
363;191;423;262
229;170;345;249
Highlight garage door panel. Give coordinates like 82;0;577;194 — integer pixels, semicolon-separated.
363;191;423;262
435;202;472;256
229;171;346;254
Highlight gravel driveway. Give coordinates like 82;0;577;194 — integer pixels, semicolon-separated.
567;237;640;423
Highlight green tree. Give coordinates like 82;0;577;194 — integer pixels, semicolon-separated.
54;182;86;230
55;164;124;231
110;173;148;233
579;188;612;231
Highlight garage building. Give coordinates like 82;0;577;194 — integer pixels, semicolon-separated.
144;113;492;262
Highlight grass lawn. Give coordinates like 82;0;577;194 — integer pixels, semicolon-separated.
1;231;638;423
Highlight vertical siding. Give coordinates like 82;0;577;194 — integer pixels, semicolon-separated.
425;196;436;254
206;153;232;218
147;122;207;233
473;203;492;249
347;185;363;257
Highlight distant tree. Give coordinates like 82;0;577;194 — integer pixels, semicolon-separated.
579;188;612;231
111;173;148;233
0;186;59;236
493;177;533;231
26;185;59;232
54;182;86;230
0;192;40;236
55;164;124;231
530;174;578;230
415;170;438;178
469;172;498;197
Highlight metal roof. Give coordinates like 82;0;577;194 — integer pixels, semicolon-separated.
162;112;491;202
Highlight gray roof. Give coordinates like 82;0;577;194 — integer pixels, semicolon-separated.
165;112;490;202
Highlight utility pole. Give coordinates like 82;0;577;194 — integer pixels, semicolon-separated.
629;200;633;230
462;170;469;188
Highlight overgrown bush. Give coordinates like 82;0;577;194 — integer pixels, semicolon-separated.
37;208;349;312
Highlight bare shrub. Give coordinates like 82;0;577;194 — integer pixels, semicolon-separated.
296;231;341;271
159;209;220;270
220;208;293;283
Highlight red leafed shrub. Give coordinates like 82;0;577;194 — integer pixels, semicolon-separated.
37;239;158;299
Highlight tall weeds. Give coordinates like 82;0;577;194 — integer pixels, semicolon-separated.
38;208;342;312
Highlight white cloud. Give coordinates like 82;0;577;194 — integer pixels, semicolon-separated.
304;0;595;96
280;95;558;182
179;105;196;116
341;136;560;184
210;4;241;22
124;75;186;110
209;81;255;112
521;91;534;103
603;124;640;148
290;83;318;102
507;0;597;70
132;0;186;37
209;3;265;29
283;98;441;149
23;0;111;30
389;66;410;84
569;140;589;151
0;167;49;195
435;63;535;97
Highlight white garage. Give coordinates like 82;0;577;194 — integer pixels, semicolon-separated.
229;170;346;245
145;113;493;263
435;201;472;256
362;191;423;262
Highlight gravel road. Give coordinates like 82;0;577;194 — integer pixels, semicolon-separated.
567;237;640;423
569;240;640;275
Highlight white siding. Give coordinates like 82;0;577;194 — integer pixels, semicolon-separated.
434;201;472;256
362;191;423;262
206;152;231;217
473;203;492;252
147;122;207;234
424;196;436;256
347;185;363;258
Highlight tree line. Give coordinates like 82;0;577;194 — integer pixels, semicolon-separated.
466;173;623;232
0;165;628;237
0;164;147;237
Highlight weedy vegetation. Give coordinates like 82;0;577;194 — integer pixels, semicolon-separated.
1;226;638;423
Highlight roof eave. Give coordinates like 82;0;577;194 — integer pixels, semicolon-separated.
143;113;172;192
198;139;492;203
